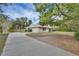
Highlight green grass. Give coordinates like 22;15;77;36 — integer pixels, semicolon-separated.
75;32;79;41
0;34;8;55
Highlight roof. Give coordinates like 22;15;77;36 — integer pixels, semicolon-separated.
29;24;41;27
28;24;52;28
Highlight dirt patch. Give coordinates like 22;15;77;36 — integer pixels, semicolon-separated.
27;32;79;55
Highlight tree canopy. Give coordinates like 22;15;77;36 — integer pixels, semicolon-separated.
34;3;79;31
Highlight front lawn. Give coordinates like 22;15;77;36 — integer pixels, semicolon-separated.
0;34;8;55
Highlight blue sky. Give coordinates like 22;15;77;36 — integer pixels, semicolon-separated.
1;3;40;24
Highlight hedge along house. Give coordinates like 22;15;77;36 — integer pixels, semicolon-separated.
27;24;53;32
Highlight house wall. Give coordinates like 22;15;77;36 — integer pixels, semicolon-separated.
31;28;50;32
32;28;40;33
39;28;49;32
45;29;49;32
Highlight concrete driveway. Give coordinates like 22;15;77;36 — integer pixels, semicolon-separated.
1;32;75;56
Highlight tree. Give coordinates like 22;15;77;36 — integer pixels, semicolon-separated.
0;14;9;33
55;4;79;31
0;3;12;33
9;17;32;32
34;3;79;31
34;4;55;26
28;20;32;26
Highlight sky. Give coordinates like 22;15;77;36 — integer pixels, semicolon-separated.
1;3;40;24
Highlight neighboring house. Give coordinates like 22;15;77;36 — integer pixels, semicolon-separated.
26;24;53;32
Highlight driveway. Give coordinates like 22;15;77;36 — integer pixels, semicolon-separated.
1;32;75;56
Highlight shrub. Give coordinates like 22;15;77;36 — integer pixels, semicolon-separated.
0;26;3;33
75;32;79;41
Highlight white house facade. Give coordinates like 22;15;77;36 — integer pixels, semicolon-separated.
27;24;53;33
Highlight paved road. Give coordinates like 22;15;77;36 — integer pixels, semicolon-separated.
1;32;75;56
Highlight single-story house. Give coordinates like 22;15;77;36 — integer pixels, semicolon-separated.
26;24;53;32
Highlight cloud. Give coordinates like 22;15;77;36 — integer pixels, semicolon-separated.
2;3;39;24
3;10;40;24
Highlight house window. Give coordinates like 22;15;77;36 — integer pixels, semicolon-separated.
42;28;46;31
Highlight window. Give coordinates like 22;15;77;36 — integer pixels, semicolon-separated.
42;28;46;31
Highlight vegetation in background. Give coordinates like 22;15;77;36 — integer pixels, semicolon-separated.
0;4;12;34
9;17;32;32
0;14;9;33
75;32;79;41
34;3;79;32
0;26;3;33
0;3;79;32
